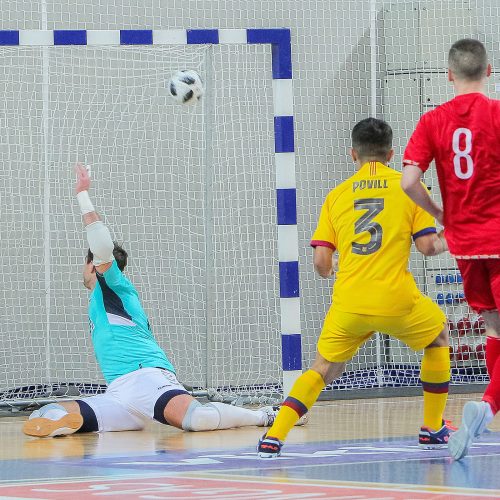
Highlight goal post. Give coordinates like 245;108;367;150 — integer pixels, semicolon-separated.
0;28;302;406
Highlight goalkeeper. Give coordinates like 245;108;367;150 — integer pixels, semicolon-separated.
23;163;307;438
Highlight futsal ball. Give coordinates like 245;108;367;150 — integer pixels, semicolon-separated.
168;70;204;104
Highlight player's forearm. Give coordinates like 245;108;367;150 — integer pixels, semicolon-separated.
401;175;443;222
313;251;338;279
429;232;448;256
416;230;448;257
75;171;114;265
410;186;441;218
82;211;100;226
77;190;100;226
432;230;448;255
315;263;334;279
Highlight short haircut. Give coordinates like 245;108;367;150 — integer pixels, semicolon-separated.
351;117;393;160
448;39;488;81
86;242;128;271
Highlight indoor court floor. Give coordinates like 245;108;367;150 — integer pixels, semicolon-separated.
1;393;500;499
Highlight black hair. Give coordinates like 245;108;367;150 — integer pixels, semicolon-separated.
86;242;128;271
351;117;393;161
448;39;488;81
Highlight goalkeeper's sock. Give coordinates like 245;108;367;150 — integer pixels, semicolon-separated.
210;402;265;428
267;370;325;442
420;346;450;430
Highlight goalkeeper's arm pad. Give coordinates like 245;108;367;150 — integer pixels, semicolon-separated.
86;220;114;266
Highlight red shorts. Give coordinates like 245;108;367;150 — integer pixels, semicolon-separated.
456;259;500;313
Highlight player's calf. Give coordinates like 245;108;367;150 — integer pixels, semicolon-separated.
23;403;83;438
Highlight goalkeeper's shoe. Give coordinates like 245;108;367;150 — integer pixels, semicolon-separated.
448;401;494;461
418;421;453;449
261;405;309;427
23;404;83;438
257;434;283;458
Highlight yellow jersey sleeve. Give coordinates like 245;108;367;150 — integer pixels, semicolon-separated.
412;203;437;241
311;196;336;250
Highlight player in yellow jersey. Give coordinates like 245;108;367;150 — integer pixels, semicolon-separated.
257;117;452;458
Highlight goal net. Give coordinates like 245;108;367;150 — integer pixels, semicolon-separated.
1;0;497;406
0;42;283;405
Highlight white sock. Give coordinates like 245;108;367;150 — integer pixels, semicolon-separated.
30;403;68;421
210;402;264;429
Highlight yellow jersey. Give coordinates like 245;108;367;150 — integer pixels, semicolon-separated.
311;161;436;316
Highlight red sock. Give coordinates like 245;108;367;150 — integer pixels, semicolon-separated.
486;336;500;378
483;337;500;414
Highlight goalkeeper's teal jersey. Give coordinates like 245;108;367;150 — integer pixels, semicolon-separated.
88;261;175;384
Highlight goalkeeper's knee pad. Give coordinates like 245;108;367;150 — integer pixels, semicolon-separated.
181;401;221;431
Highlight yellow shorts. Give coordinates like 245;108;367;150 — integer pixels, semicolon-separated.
317;294;446;362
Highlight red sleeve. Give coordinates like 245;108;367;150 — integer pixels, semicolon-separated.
403;113;434;173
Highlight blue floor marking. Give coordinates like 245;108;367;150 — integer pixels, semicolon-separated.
3;433;500;489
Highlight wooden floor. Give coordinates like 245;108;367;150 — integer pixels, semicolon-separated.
1;393;500;499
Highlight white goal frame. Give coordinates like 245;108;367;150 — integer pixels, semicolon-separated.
0;27;302;403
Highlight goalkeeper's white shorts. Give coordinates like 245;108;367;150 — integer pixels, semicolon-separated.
81;367;189;431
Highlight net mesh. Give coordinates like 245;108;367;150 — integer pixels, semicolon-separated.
1;0;498;404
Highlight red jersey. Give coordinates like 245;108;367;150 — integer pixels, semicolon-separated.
403;93;500;257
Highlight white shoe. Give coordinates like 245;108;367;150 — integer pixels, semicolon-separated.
23;404;83;438
260;405;309;427
448;401;493;460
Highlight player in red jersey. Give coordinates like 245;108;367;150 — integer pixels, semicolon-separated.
401;39;500;460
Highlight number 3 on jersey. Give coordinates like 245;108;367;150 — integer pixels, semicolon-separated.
352;198;384;255
452;128;474;179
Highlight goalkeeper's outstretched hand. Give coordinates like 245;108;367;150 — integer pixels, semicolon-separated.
75;162;91;194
